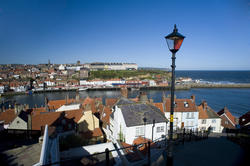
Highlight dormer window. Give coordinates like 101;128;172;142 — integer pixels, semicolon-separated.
184;101;189;108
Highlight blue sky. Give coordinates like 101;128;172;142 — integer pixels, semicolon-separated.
0;0;249;70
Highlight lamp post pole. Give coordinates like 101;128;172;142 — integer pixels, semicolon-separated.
167;52;176;166
165;24;185;166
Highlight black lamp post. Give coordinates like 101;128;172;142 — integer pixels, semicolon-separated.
165;24;185;166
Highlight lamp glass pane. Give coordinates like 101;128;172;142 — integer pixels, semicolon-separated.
166;38;174;50
174;38;184;50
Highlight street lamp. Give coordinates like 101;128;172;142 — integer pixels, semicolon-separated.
165;24;185;166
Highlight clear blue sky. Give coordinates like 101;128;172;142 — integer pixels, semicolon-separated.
0;0;249;70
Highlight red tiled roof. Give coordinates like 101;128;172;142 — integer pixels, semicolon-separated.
105;98;118;107
48;99;77;110
217;107;236;125
31;107;47;116
153;103;164;113
101;106;112;125
80;127;103;139
133;136;151;145
92;128;103;137
197;105;208;119
31;109;83;130
0;109;17;124
164;98;197;112
82;97;102;113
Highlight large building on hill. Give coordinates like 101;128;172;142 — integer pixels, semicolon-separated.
84;62;138;71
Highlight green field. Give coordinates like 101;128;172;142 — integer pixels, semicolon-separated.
88;70;171;80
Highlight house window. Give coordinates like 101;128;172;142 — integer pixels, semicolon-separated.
135;127;145;136
186;113;189;118
201;127;206;130
186;121;189;126
156;126;164;133
17;121;20;124
212;119;216;123
202;120;206;124
191;112;194;118
225;121;228;125
211;127;216;131
190;121;193;126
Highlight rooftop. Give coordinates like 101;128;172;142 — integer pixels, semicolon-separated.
118;103;167;127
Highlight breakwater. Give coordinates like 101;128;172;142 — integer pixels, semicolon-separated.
1;83;250;97
190;83;250;88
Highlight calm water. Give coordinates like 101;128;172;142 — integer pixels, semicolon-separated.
176;70;250;84
1;71;250;117
1;88;250;117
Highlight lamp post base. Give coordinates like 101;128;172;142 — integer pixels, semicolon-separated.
166;156;173;166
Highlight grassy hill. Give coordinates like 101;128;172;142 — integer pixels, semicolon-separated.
88;70;171;80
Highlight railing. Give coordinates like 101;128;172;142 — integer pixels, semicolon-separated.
41;128;209;166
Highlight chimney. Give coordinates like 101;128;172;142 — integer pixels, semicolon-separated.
85;104;91;111
75;90;80;102
224;106;228;113
14;103;18;114
27;114;32;130
235;118;239;125
66;93;69;104
202;101;207;111
120;87;128;98
45;97;49;112
139;92;148;103
162;92;166;102
25;104;29;110
191;95;195;103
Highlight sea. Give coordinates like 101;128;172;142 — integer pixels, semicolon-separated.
1;71;250;117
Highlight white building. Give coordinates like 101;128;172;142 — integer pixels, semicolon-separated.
0;85;5;93
56;104;81;112
149;80;156;86
85;62;138;71
154;95;199;130
197;101;222;133
106;97;168;145
59;64;66;70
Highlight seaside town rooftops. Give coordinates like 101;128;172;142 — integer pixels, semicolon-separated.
56;103;81;112
100;106;112;127
115;97;136;105
48;99;78;110
105;98;118;107
197;101;220;119
0;109;17;124
164;97;197;112
117;103;168;127
217;107;236;125
32;109;83;130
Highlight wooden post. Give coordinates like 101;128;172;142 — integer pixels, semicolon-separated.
105;148;109;166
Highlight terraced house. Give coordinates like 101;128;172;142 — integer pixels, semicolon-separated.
154;95;199;130
198;101;222;133
106;97;168;145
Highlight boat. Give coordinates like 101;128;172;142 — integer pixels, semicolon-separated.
79;87;88;91
130;87;140;91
